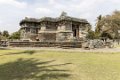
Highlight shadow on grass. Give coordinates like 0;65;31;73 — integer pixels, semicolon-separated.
19;50;36;55
0;50;36;56
0;58;72;80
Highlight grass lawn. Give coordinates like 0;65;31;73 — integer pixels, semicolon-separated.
0;49;120;80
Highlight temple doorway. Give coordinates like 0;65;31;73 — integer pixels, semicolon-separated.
72;25;79;38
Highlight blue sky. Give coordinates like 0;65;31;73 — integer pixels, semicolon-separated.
0;0;120;33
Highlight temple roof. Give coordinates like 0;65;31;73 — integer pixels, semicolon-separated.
20;12;89;25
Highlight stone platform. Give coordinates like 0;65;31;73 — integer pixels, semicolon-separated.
9;41;82;48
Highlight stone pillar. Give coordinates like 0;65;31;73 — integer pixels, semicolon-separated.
68;22;73;40
79;24;83;38
40;23;46;31
38;22;47;41
57;24;62;32
24;22;27;27
79;23;88;39
60;21;66;31
57;25;61;30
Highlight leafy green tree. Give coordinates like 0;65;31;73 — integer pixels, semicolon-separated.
95;10;120;39
0;31;2;35
9;31;20;39
86;30;95;39
2;30;9;38
0;31;2;41
94;31;101;39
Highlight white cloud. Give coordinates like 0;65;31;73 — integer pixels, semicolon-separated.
0;21;1;24
49;0;56;4
35;7;53;14
111;0;120;3
0;0;120;33
0;0;27;8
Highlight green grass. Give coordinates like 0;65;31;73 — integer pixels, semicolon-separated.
0;49;120;80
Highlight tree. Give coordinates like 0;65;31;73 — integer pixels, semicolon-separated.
95;10;120;39
9;31;20;39
95;15;105;34
0;31;2;41
86;30;95;39
2;30;9;38
0;31;2;35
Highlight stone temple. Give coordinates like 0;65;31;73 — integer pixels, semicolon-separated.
20;12;91;42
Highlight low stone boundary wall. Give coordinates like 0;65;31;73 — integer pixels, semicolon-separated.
9;41;82;48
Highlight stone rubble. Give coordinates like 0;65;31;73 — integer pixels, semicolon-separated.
82;39;114;49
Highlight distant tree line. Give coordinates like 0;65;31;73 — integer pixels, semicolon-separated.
0;30;20;41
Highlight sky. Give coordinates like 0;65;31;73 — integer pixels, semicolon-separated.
0;0;120;33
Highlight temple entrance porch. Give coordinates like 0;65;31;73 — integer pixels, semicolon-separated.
72;24;79;39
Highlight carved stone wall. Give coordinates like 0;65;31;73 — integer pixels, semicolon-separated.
56;32;73;41
38;33;56;41
20;22;40;41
